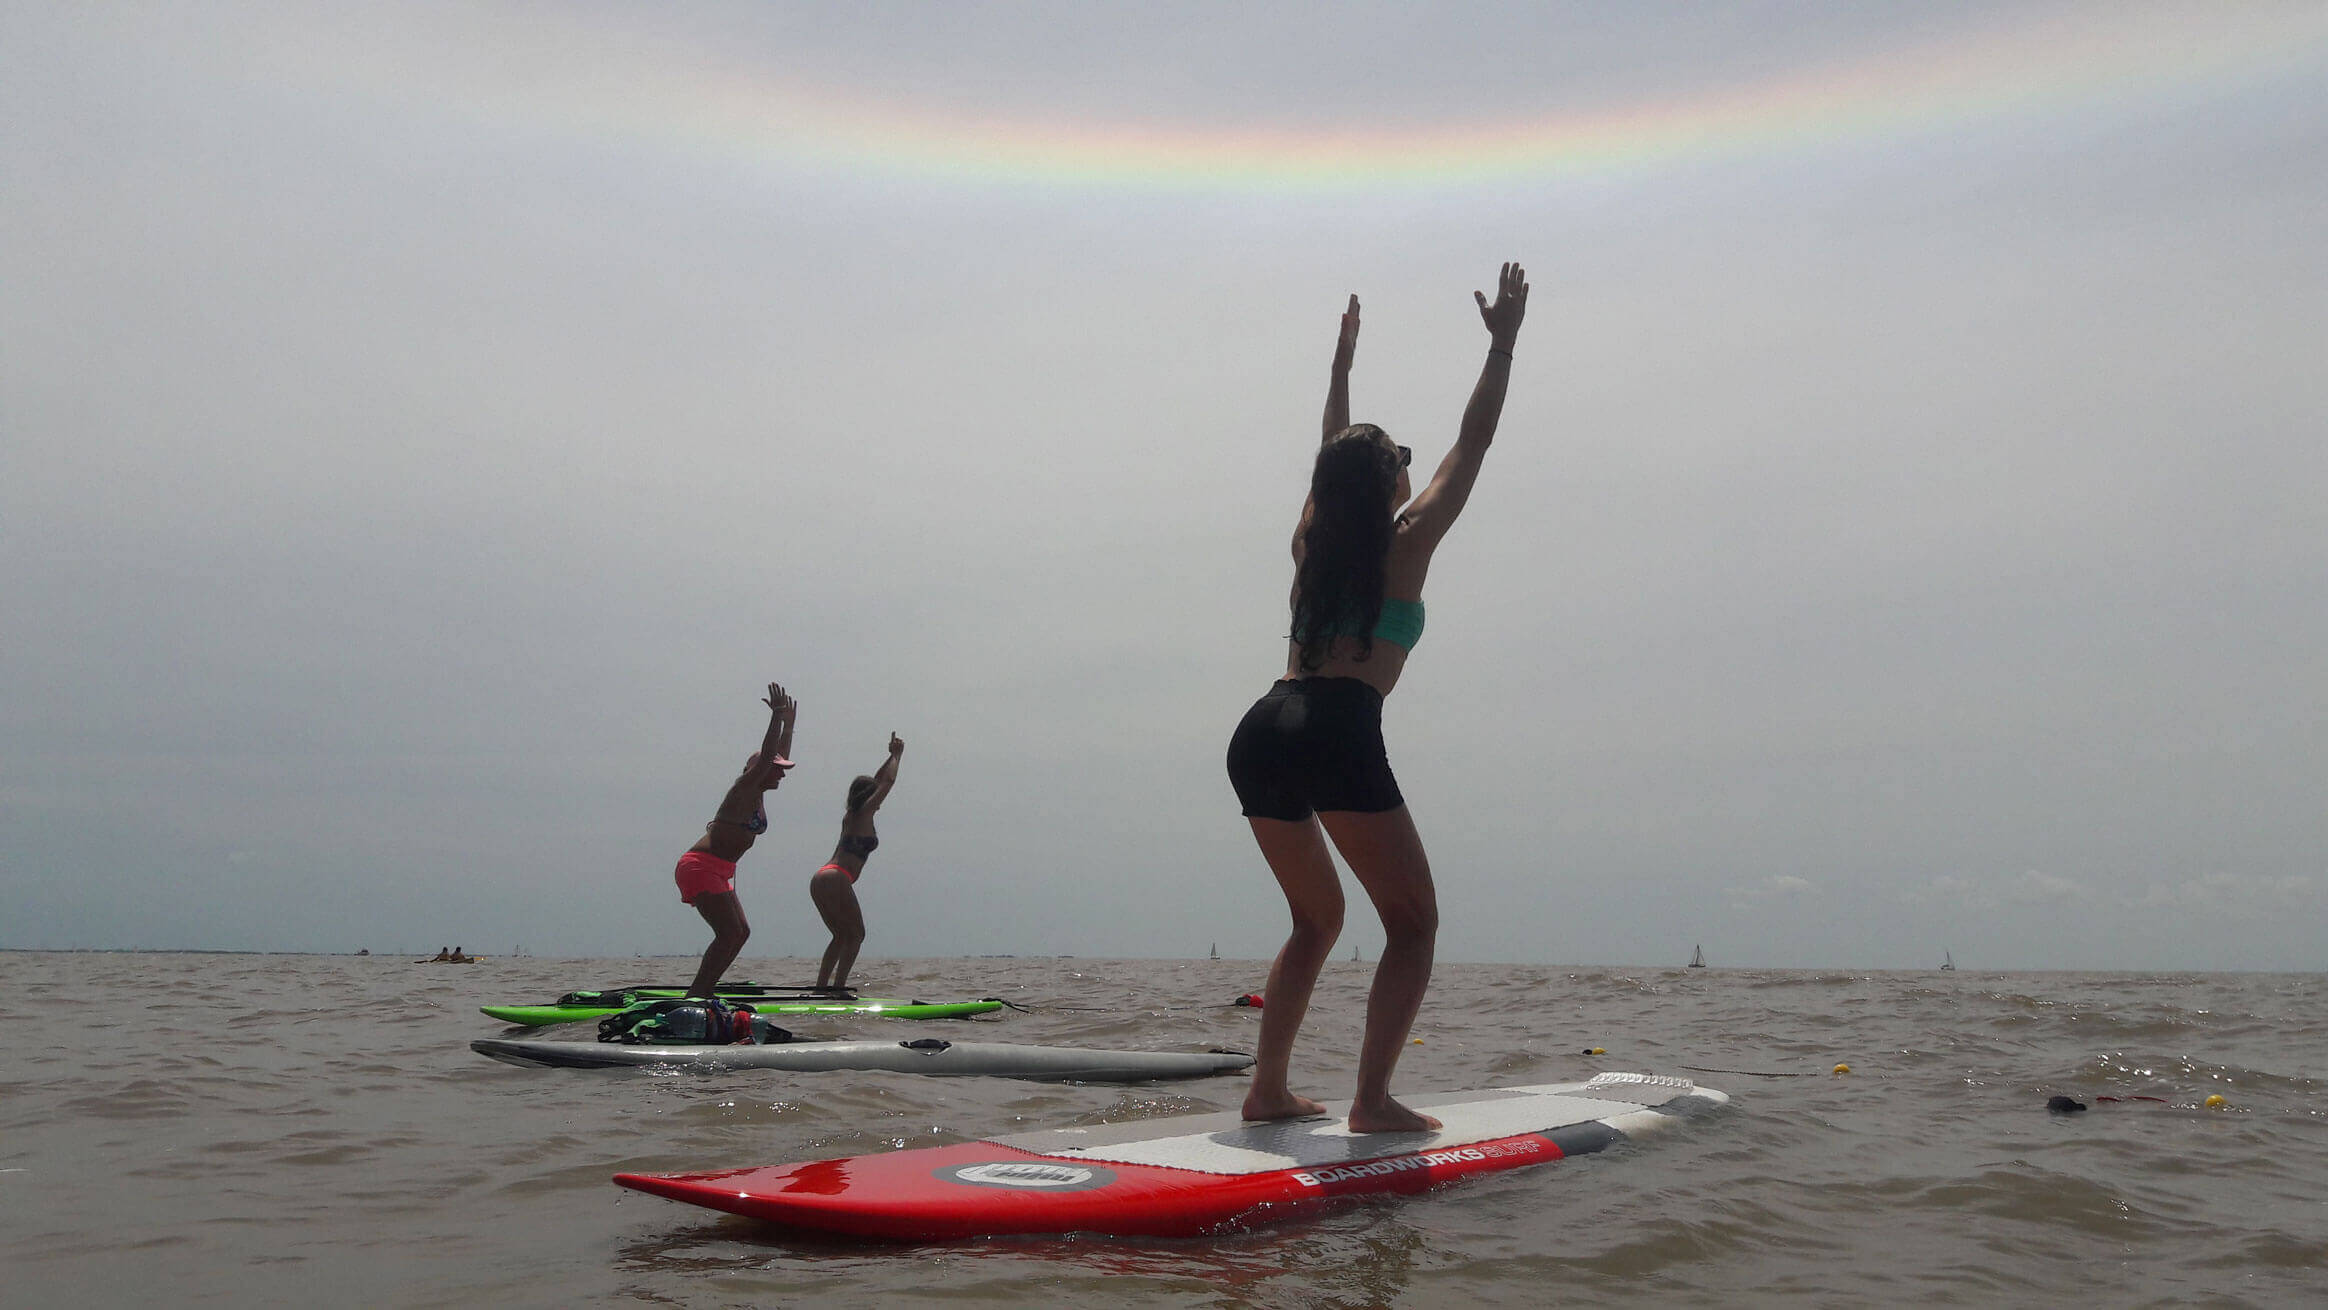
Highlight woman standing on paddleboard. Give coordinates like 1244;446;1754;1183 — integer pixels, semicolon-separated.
1226;264;1529;1133
675;682;796;997
810;732;903;990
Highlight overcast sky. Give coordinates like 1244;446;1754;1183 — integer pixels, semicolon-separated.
5;2;2323;970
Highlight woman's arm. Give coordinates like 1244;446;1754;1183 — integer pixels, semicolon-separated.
713;684;792;816
1297;295;1363;559
768;685;797;763
863;734;904;813
1323;294;1359;440
1401;262;1529;550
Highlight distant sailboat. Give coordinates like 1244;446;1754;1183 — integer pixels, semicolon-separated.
1352;944;1361;962
1209;942;1219;960
1940;950;1956;971
1688;944;1707;969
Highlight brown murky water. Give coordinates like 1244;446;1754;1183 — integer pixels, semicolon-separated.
2;952;2321;1306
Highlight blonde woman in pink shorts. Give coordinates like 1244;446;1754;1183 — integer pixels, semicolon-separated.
674;682;796;997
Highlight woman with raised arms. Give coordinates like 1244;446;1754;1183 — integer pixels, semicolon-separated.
809;732;903;991
1225;264;1530;1132
674;682;796;998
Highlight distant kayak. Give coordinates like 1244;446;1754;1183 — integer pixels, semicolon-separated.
473;1036;1252;1082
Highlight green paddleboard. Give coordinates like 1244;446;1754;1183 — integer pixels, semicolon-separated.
482;994;1003;1027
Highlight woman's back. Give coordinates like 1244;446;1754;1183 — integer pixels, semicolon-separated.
1282;518;1436;693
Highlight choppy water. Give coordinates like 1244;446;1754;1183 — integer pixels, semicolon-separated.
1;952;2322;1307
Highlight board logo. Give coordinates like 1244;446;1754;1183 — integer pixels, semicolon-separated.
939;1161;1118;1192
1292;1143;1536;1188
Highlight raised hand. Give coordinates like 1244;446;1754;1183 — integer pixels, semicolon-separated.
887;733;905;757
1474;263;1528;351
1332;294;1361;372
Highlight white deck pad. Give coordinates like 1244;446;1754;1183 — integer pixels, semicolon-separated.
1003;1074;1710;1176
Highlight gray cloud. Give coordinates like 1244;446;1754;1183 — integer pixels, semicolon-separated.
4;3;2323;969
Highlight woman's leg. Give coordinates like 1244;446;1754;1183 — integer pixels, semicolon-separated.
1318;805;1440;1133
1242;815;1346;1121
686;891;750;998
809;869;866;989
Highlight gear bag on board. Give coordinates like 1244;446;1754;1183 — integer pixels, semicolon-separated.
596;998;795;1045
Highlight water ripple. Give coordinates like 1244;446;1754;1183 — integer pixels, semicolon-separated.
4;952;2323;1305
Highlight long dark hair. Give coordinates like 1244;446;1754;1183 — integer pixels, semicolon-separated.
1290;425;1401;670
846;775;877;814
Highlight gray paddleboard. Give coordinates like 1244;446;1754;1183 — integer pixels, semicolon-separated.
472;1036;1254;1083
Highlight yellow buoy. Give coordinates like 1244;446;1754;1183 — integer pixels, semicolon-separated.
1412;1038;1423;1045
1832;1063;1852;1076
2205;1094;2226;1109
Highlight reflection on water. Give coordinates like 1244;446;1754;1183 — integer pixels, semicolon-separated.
612;1193;1434;1307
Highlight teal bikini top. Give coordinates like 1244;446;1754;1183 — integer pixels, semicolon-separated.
1315;596;1425;651
1372;596;1425;650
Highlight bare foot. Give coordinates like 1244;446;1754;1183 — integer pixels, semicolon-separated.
1243;1089;1328;1121
1347;1098;1441;1134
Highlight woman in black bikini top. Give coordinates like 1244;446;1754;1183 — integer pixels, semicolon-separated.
809;732;903;990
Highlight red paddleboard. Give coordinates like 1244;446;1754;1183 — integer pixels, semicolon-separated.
616;1073;1728;1240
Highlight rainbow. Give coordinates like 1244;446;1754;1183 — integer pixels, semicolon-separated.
265;5;2328;195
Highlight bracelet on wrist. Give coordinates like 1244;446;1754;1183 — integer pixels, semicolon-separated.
1488;347;1513;361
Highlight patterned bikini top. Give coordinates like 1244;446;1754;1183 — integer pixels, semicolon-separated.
710;809;768;835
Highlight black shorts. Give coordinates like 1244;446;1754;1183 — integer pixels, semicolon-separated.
1225;677;1404;821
